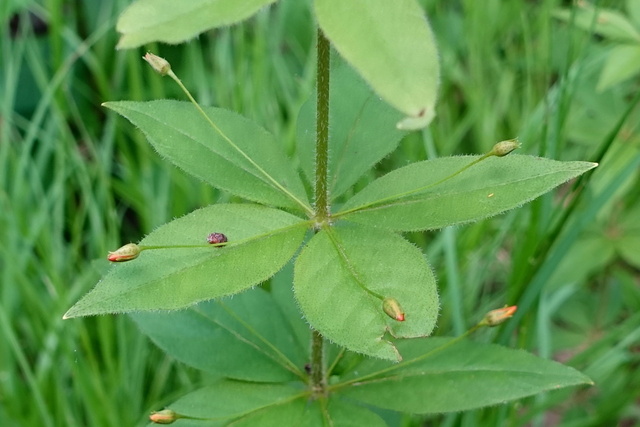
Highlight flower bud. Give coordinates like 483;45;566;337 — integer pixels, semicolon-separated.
490;139;520;157
480;305;517;327
149;409;178;424
382;298;405;322
143;52;171;76
107;243;141;262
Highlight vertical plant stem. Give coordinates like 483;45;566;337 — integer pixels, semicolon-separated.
315;29;331;222
309;28;331;397
310;329;325;396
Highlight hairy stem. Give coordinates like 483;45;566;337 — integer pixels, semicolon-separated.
315;29;331;223
309;28;331;397
310;329;325;396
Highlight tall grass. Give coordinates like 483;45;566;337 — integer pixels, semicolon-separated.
1;0;638;426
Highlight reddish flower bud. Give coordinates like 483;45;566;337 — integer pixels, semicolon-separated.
107;243;141;262
480;305;517;327
490;139;520;157
207;232;228;245
383;298;405;322
149;409;178;424
143;52;171;76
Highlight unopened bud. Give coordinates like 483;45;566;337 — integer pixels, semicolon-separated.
490;139;520;157
382;298;405;322
150;409;178;424
480;305;517;327
143;52;171;76
107;243;141;262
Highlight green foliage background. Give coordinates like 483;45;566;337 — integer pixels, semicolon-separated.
1;0;639;426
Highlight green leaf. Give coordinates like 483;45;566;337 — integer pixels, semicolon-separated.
271;263;312;352
103;100;310;212
615;203;640;269
297;61;407;199
337;338;592;413
273;261;353;376
294;223;439;361
629;0;640;28
131;287;307;382
227;399;324;427
597;45;640;91
338;155;597;231
315;0;439;129
156;380;318;426
116;0;277;49
325;398;387;426
64;204;307;318
546;233;615;290
553;5;640;42
155;382;387;426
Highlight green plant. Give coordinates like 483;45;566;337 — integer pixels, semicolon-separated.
554;0;640;91
64;1;596;424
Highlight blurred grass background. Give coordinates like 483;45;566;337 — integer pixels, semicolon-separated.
1;0;639;426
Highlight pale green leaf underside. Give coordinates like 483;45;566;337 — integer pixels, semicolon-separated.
297;61;406;199
339;155;597;231
64;204;307;318
116;0;276;49
315;0;440;128
104;100;309;211
131;287;307;382
339;338;592;413
294;223;439;361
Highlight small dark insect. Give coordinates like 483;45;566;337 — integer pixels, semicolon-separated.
304;363;312;375
207;232;228;246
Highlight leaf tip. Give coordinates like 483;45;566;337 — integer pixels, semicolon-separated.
396;108;435;130
394;346;403;362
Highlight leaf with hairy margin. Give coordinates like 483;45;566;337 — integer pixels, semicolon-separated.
132;287;308;383
64;204;307;318
339;155;597;231
315;0;439;129
336;337;593;413
294;223;438;361
104;100;310;212
117;0;277;49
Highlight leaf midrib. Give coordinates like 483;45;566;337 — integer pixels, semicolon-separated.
340;166;587;216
